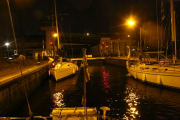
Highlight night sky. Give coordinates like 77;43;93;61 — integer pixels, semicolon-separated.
2;0;180;49
0;0;160;37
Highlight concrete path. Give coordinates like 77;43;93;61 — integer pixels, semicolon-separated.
0;60;50;85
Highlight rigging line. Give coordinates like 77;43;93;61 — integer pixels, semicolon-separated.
163;15;169;58
61;18;71;59
68;15;73;58
19;65;33;117
156;0;159;62
6;0;18;54
23;85;33;117
177;1;180;44
54;0;60;49
60;24;70;58
169;8;174;56
175;8;180;53
143;0;149;45
0;69;49;100
167;14;171;54
160;0;163;52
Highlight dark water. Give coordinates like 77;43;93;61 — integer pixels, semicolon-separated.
11;63;180;120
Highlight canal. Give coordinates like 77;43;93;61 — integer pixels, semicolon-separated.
10;62;180;119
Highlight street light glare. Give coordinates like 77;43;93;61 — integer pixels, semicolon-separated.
53;33;58;37
5;42;9;46
128;21;134;25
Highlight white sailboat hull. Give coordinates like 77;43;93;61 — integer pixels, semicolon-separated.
50;62;78;81
127;66;180;88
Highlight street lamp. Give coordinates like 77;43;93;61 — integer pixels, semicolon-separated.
5;42;10;58
128;21;135;26
53;33;58;37
50;33;58;58
127;20;135;27
127;20;145;55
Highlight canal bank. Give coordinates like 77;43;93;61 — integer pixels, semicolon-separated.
104;57;128;67
70;56;129;67
0;61;50;116
9;62;180;119
0;57;127;116
0;56;164;116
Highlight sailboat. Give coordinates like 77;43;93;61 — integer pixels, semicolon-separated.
48;0;79;81
126;0;180;89
0;49;111;119
50;48;110;120
49;57;79;81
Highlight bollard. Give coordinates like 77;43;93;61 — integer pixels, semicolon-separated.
100;106;110;119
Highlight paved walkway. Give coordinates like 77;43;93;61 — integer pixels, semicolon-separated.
0;60;50;85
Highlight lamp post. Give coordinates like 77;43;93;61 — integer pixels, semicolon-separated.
140;27;142;55
5;42;9;58
49;33;58;58
139;28;147;55
128;20;145;55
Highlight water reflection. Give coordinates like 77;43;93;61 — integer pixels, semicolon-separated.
123;86;140;120
10;64;180;119
102;71;111;94
53;90;66;107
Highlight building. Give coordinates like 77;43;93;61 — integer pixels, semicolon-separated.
99;33;139;57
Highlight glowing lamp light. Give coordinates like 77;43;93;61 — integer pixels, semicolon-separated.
102;42;105;45
50;42;53;46
5;42;9;46
52;62;55;66
128;21;135;25
106;45;108;48
53;33;58;37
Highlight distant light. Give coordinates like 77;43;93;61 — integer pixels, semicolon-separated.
58;64;61;67
53;33;58;37
128;21;135;25
102;42;105;45
147;47;149;48
5;42;9;46
128;35;130;37
87;33;89;36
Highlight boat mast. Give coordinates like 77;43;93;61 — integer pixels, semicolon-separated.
83;48;87;115
7;0;18;54
170;0;177;63
54;0;60;49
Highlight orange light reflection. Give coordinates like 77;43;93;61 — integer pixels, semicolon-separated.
123;86;140;119
102;71;111;94
53;91;65;108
